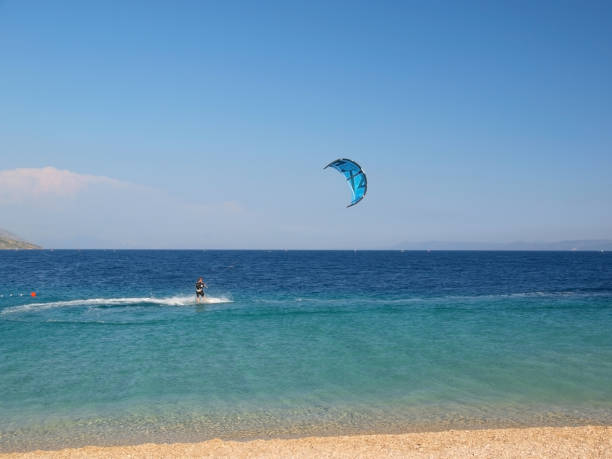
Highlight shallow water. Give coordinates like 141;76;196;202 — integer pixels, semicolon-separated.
1;250;611;451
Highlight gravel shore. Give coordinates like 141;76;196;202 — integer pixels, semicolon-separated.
2;425;610;458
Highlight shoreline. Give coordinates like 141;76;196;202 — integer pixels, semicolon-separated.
2;425;610;458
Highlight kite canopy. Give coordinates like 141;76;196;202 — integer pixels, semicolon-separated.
324;158;367;207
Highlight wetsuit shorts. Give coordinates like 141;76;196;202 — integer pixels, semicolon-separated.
196;290;204;297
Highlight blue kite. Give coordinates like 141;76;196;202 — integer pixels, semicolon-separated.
324;158;367;207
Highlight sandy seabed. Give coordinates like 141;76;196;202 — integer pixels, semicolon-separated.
2;426;610;458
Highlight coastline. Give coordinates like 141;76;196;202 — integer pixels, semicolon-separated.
2;425;610;458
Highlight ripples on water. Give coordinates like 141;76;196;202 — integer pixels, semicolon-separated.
1;250;611;451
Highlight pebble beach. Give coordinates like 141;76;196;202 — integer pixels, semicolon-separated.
3;426;611;458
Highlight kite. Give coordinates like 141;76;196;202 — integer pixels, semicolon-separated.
324;158;367;207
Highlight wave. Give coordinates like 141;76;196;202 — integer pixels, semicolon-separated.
0;295;232;315
250;289;612;307
2;288;609;317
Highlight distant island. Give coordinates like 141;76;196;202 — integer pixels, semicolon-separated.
0;228;42;250
394;240;612;251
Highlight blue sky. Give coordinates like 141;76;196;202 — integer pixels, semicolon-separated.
1;0;611;248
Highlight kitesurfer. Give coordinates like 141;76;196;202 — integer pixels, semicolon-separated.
195;277;207;303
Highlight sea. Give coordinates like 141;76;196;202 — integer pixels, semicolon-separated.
1;250;611;452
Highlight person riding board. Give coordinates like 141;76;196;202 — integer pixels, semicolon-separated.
195;277;207;303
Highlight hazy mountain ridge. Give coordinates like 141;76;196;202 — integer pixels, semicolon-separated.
394;240;612;251
0;228;42;249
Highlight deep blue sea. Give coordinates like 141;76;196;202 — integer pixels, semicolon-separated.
1;250;611;451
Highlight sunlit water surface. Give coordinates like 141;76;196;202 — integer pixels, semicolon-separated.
1;250;611;451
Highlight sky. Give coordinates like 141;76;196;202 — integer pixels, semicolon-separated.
1;0;611;249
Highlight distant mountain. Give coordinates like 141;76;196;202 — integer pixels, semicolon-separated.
393;240;612;251
0;228;42;249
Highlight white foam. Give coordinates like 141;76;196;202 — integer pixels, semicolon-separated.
0;295;232;314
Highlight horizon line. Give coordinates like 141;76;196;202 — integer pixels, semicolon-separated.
2;248;608;252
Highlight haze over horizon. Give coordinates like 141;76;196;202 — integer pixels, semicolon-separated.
2;223;612;251
2;1;611;249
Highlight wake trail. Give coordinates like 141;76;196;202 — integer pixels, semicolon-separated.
1;295;232;314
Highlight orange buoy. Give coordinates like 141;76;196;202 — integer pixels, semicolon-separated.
31;291;36;297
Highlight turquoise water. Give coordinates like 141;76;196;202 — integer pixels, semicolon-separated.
1;250;611;451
